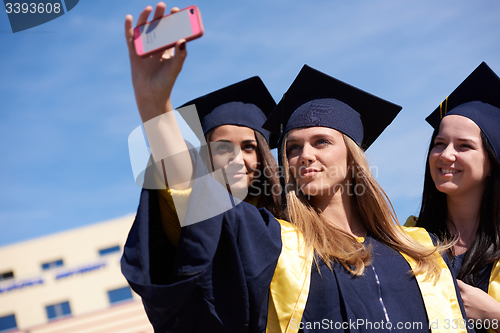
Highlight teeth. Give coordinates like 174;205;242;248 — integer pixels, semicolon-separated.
441;168;458;174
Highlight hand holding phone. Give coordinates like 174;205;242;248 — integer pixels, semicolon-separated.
134;5;204;57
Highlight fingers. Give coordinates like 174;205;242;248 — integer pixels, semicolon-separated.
173;39;187;64
125;14;133;39
457;280;475;294
176;39;187;54
135;3;176;27
153;2;166;20
126;3;183;60
136;5;153;27
161;47;175;60
124;15;136;57
160;37;187;59
457;280;472;289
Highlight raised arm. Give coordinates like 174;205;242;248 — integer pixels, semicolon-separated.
125;2;193;190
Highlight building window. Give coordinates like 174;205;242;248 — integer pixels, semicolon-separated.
41;259;64;271
108;286;133;304
46;301;71;321
98;245;121;256
0;271;14;282
0;314;17;332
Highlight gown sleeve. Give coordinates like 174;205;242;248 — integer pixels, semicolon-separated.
121;145;282;333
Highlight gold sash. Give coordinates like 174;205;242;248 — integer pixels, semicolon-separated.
266;219;313;333
488;260;500;333
403;227;466;333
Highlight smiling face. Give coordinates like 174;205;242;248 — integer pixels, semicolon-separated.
286;127;349;199
208;125;261;195
429;115;491;199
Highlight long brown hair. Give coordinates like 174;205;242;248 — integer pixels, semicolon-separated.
199;128;282;217
282;132;444;279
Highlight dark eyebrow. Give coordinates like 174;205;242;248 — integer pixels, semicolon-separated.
434;136;479;145
456;138;480;147
213;139;257;144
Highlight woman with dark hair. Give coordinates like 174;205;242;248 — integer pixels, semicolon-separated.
408;62;500;330
175;77;283;218
125;3;282;240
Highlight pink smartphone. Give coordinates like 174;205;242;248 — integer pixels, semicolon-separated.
134;5;204;57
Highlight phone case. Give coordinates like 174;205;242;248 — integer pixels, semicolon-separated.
134;5;204;57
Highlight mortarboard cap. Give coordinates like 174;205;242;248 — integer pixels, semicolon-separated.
263;64;402;150
426;62;500;161
178;76;278;148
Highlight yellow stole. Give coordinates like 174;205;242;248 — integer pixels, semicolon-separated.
266;219;313;333
488;260;500;333
266;221;465;333
402;227;466;333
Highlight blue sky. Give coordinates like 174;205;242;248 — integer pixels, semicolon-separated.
1;0;499;246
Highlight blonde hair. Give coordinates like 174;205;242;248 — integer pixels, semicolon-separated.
282;132;445;280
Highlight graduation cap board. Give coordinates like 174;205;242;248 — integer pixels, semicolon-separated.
263;65;402;150
426;62;500;162
178;76;278;148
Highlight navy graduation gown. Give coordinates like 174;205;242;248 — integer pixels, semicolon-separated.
122;192;474;332
121;187;282;332
121;150;471;332
303;236;429;332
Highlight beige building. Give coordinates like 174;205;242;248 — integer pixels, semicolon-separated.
0;214;153;333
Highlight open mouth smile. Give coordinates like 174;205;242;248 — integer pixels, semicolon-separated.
439;168;461;175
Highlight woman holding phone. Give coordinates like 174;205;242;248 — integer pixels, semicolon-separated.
407;62;500;331
125;3;283;249
122;3;470;333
